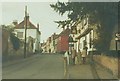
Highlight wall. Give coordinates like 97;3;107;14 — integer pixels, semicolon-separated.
2;27;37;62
93;55;118;77
15;29;41;52
15;29;37;39
57;36;69;53
2;29;9;57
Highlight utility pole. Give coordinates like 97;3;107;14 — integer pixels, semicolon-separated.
24;6;27;58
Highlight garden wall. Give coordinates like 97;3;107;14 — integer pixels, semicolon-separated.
93;55;118;78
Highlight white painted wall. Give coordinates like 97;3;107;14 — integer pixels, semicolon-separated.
14;29;40;52
15;29;37;39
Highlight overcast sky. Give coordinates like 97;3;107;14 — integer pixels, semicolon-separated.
1;2;68;42
1;0;118;43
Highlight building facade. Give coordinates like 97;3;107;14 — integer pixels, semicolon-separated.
49;33;58;53
14;15;41;53
74;16;97;54
57;27;70;53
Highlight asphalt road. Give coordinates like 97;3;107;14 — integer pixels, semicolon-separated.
2;54;65;79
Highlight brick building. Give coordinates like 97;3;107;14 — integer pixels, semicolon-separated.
57;27;70;53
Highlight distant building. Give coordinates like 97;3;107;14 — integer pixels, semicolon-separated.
57;27;70;53
50;33;58;53
41;42;47;53
42;27;70;54
46;37;51;53
14;14;41;53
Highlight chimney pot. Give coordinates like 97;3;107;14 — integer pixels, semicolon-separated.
37;23;39;30
13;20;18;25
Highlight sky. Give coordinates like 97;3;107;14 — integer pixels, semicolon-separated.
1;2;68;43
1;0;118;43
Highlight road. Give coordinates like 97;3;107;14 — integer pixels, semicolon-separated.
2;53;115;79
2;54;65;79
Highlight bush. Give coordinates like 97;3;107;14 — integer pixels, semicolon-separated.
10;33;20;50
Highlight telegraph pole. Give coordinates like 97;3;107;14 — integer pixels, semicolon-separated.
24;6;27;58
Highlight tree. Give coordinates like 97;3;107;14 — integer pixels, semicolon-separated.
2;24;20;50
50;2;118;52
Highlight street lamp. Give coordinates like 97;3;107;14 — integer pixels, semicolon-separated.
115;32;120;78
115;32;120;51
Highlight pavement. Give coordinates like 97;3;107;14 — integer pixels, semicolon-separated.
95;62;118;79
68;64;94;79
66;56;116;79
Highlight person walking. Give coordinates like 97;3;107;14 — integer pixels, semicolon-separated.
77;49;82;65
71;48;77;65
64;51;69;65
81;48;87;64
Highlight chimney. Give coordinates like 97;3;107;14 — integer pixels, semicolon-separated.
13;20;18;26
26;13;29;20
37;23;39;30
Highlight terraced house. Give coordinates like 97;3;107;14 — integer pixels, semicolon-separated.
72;15;98;54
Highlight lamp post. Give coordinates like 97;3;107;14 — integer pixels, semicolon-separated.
115;33;120;50
115;32;120;78
24;6;27;58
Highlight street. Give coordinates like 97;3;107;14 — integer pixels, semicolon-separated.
2;54;64;79
1;2;119;80
2;53;115;79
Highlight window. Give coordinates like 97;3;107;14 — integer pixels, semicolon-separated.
84;18;87;26
17;32;23;38
81;21;84;29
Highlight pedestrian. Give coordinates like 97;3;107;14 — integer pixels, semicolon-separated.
71;48;77;65
64;51;69;65
81;47;87;64
77;49;82;65
49;49;51;53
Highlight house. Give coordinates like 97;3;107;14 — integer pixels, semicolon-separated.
14;14;41;53
42;33;59;53
41;42;47;53
49;33;59;53
74;16;97;54
57;27;70;53
46;37;51;53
